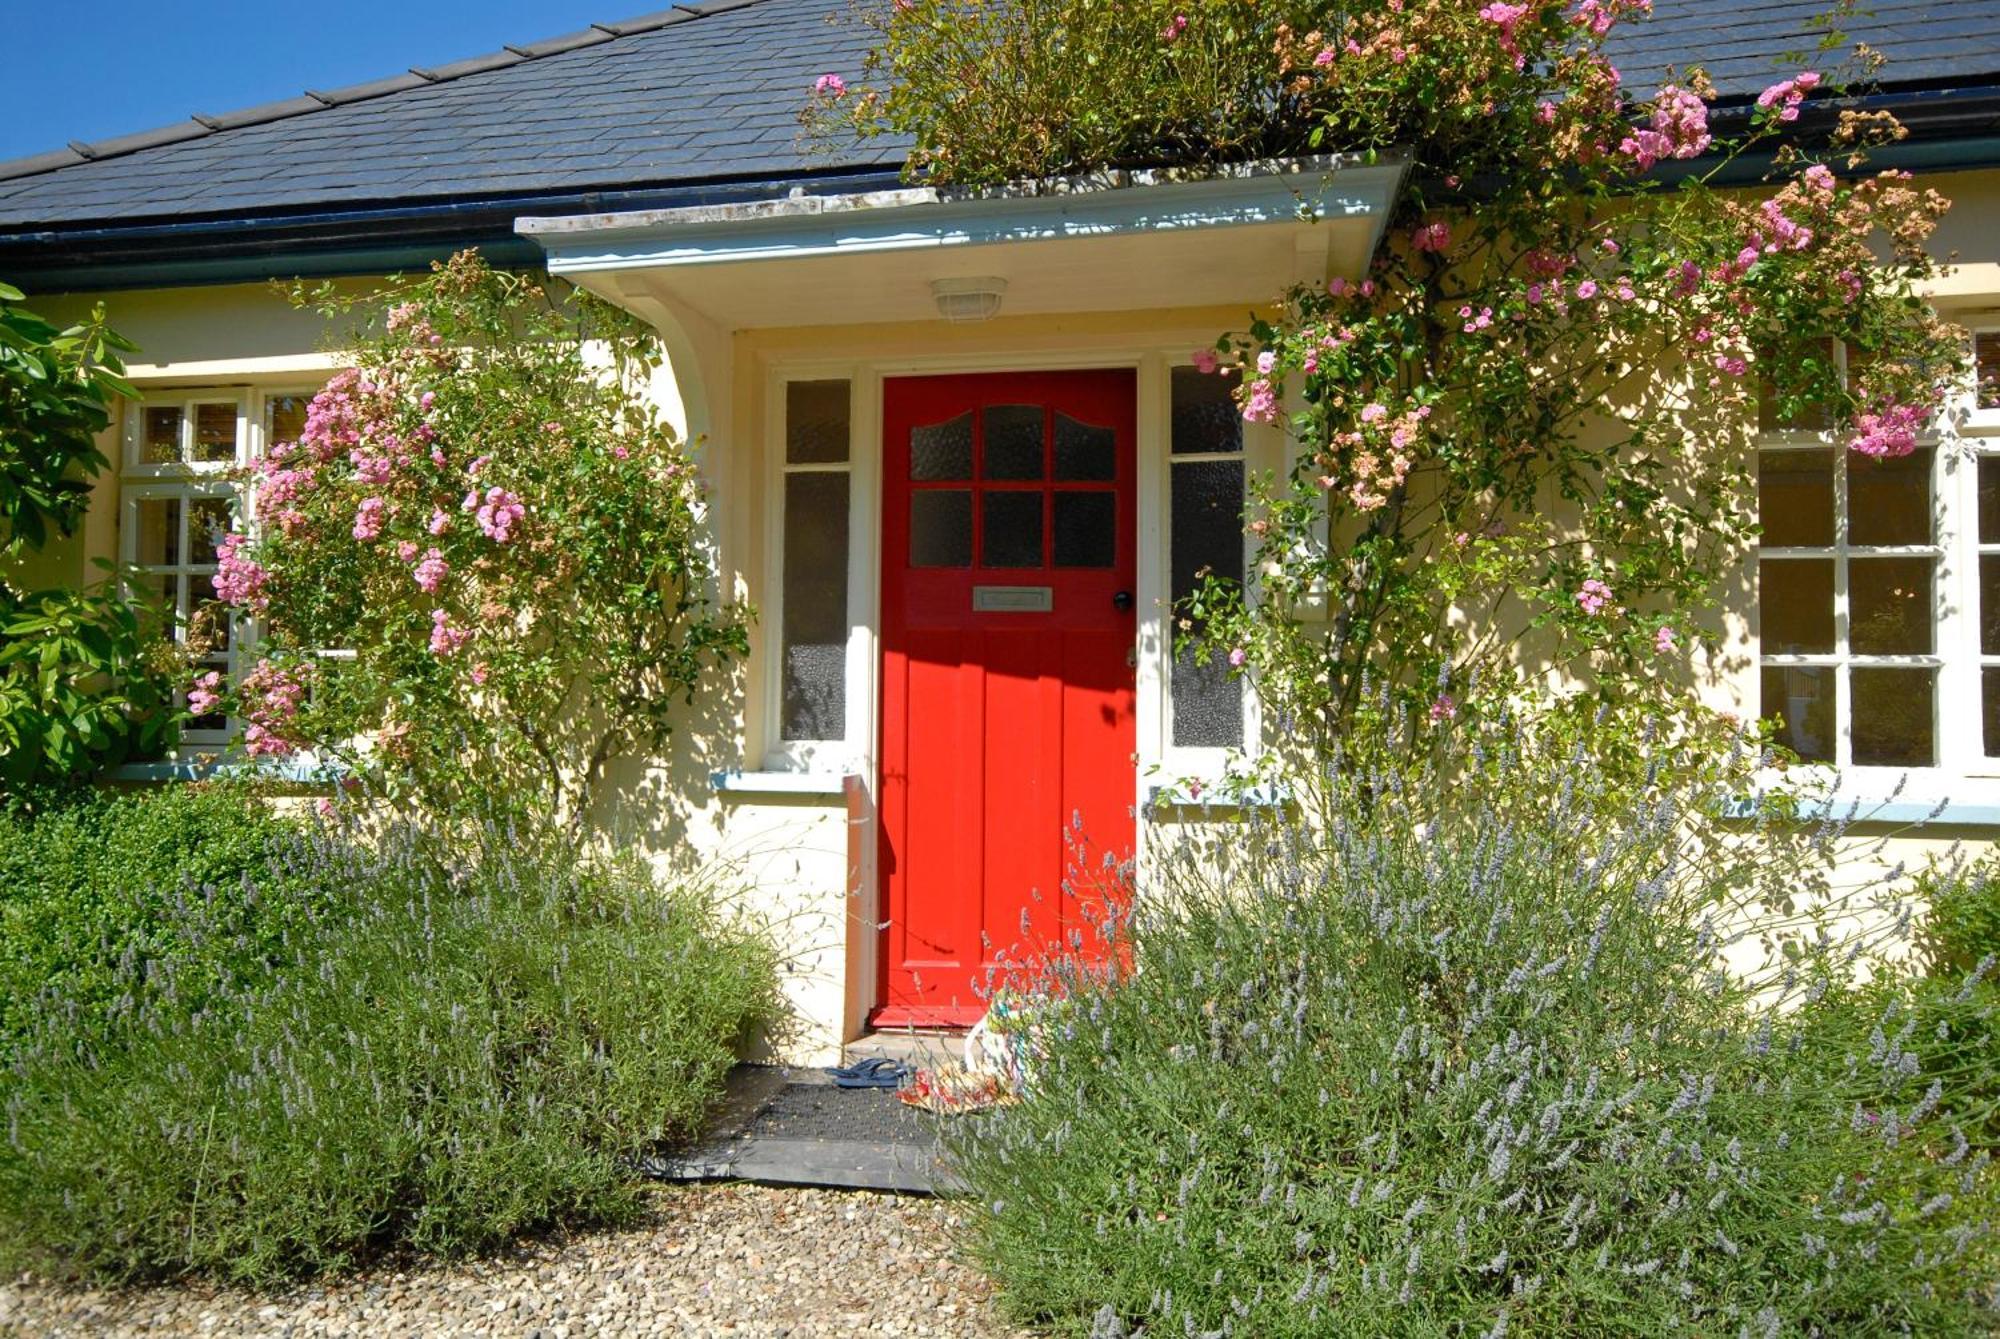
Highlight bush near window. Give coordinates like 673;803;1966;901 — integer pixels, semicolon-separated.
817;2;1965;764
0;820;783;1284
0;279;134;557
0;783;325;1051
0;283;182;789
944;716;2000;1336
204;252;749;836
0;574;185;791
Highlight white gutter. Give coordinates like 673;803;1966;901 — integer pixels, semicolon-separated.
516;153;1410;275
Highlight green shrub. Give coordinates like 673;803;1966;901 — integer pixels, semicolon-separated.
0;576;186;788
945;722;2000;1335
0;782;323;1048
1922;855;2000;979
0;823;783;1283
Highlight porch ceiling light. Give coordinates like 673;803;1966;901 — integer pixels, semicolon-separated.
930;276;1007;323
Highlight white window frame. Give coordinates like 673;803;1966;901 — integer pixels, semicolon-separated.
119;386;318;750
1158;361;1266;781
1755;336;1999;790
762;368;869;772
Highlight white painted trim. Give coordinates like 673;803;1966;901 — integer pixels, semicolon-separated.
520;156;1408;277
710;769;852;796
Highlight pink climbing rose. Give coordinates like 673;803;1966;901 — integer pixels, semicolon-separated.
1849;402;1927;459
429;608;472;657
475;487;526;542
352;496;387;542
1575;578;1613;616
814;73;847;98
413;548;450;595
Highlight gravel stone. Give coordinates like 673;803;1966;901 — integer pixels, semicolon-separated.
1;1185;1031;1337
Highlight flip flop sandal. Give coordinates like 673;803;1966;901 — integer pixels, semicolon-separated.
824;1056;912;1089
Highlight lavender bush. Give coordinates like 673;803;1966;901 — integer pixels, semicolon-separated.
0;821;782;1283
947;718;2000;1335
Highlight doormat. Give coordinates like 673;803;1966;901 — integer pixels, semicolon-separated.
641;1066;958;1194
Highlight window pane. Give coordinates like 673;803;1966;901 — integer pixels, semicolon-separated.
1758;558;1834;654
1852;666;1935;767
1761;665;1835;763
193;577;231;653
1983;555;2000;655
1171;367;1243;455
1758;449;1834;548
781;471;849;741
133;497;182;567
981;491;1043;568
1848;447;1930;546
1982;457;2000;544
266;394;311;451
142;406;183;465
786;380;850;465
187;496;232;566
1849;557;1933;655
1171;459;1246;748
911;413;973;480
152;575;180;641
1756;337;1835;433
1986;668;2000;758
910;490;972;567
982;405;1044;480
192;403;237;463
1978;332;2000;412
1053;492;1116;568
1054;413;1116;481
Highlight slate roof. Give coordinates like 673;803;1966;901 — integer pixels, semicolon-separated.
0;0;1996;235
0;0;894;229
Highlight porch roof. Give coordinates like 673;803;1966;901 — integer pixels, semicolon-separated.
517;155;1409;328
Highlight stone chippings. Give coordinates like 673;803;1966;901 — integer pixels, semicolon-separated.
0;1185;1031;1338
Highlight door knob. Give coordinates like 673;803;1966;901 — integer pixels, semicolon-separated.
1112;590;1133;612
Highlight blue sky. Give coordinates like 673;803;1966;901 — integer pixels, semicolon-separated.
1;2;616;161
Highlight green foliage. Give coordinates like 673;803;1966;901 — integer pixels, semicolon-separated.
0;569;186;789
1922;855;2000;979
0;279;135;555
945;718;1999;1335
810;0;1340;185
0;783;322;1049
211;253;750;835
0;821;783;1284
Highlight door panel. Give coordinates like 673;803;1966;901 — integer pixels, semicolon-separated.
877;369;1137;1027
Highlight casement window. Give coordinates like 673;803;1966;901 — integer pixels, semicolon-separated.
120;390;312;745
1167;365;1247;752
1756;330;2000;775
773;378;854;758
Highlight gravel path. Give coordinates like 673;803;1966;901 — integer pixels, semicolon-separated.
0;1185;1032;1338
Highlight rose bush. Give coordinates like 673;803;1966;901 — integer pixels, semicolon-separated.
206;253;748;832
816;1;1965;770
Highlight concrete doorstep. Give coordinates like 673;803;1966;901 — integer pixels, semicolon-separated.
642;1062;966;1195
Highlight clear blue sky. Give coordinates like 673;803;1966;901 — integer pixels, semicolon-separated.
1;2;618;161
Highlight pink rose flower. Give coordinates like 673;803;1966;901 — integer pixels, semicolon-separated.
814;73;847;98
413;547;450;594
352;496;387;542
1575;578;1613;616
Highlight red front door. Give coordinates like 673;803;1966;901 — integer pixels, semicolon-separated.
877;370;1138;1027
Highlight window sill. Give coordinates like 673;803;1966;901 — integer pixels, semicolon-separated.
1728;773;2000;829
1147;780;1290;811
710;769;853;797
105;755;345;785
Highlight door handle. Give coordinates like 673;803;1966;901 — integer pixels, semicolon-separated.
1112;590;1133;612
